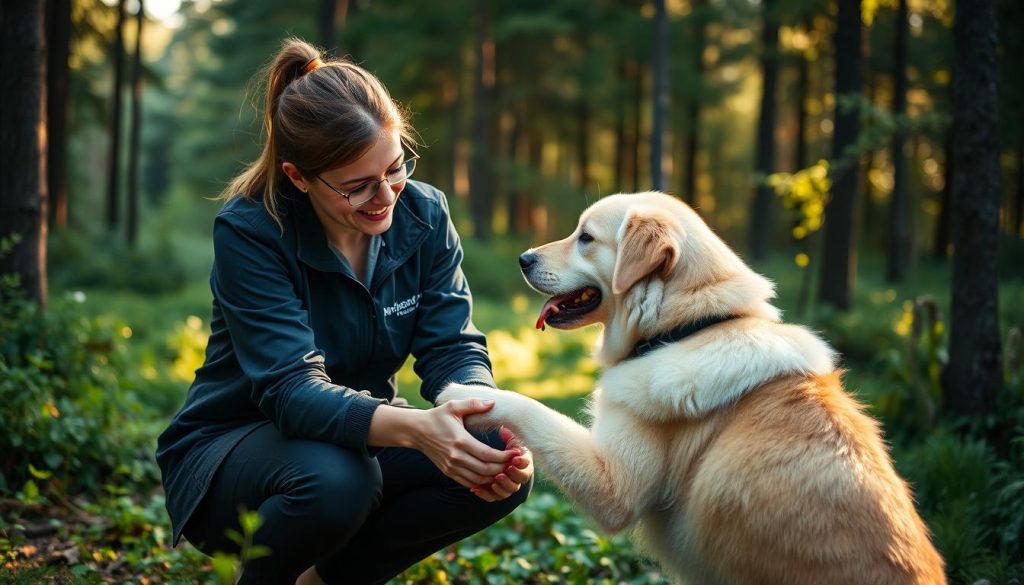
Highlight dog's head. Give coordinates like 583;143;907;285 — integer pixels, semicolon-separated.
520;192;779;363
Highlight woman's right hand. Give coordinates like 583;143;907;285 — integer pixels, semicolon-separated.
413;399;517;489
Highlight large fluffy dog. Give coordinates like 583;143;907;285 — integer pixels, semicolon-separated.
438;192;945;584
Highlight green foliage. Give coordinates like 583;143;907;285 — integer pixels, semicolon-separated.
396;491;670;585
49;230;189;295
0;283;158;496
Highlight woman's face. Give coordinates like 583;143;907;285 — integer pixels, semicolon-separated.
296;129;407;241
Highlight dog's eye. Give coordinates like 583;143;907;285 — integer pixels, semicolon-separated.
578;232;594;244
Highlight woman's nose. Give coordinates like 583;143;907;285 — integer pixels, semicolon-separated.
371;179;398;205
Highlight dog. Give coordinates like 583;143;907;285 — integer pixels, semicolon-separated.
438;192;946;584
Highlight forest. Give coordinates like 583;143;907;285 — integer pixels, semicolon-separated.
1;0;1023;583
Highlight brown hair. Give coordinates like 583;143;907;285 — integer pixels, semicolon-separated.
221;37;416;227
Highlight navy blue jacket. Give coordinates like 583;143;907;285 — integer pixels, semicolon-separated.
156;181;496;546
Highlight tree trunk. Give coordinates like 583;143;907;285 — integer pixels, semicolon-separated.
469;0;494;240
1016;136;1023;236
0;1;48;308
318;0;345;52
750;0;778;261
650;0;668;191
126;0;144;247
942;0;1002;416
45;0;70;231
614;57;628;192
683;0;707;205
795;19;810;172
819;0;862;311
106;0;127;232
576;25;592;193
887;0;911;282
631;60;643;191
932;129;953;258
446;59;462;197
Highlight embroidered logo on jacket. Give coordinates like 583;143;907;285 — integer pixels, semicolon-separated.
383;293;422;318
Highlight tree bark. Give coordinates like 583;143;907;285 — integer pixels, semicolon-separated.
1016;136;1024;236
887;0;911;282
942;0;1002;416
614;57;628;192
576;25;592;193
318;0;346;52
0;1;48;308
818;0;863;311
469;0;495;240
106;0;127;232
650;0;668;191
750;0;778;261
683;0;707;205
795;19;810;172
126;0;144;247
631;60;643;191
932;129;953;258
45;0;70;231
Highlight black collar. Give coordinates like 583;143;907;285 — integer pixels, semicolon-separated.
628;314;738;360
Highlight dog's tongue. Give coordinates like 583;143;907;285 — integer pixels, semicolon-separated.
535;293;575;330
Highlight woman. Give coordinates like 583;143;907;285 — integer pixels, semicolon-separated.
156;38;533;585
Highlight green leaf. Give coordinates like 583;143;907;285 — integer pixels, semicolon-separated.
27;464;52;480
22;479;39;500
211;552;239;585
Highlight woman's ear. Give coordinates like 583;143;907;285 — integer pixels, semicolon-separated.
612;207;681;295
281;162;309;193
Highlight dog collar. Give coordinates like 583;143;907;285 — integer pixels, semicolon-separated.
629;314;738;360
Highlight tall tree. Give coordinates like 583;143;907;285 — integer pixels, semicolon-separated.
0;1;48;307
683;0;708;204
45;0;71;230
105;0;127;231
318;0;344;52
942;0;1002;416
887;0;910;282
126;0;144;246
932;129;953;258
469;0;495;240
650;0;668;190
750;0;779;261
819;0;863;310
1016;137;1024;236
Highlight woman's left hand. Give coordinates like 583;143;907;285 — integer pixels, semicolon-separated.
471;427;534;502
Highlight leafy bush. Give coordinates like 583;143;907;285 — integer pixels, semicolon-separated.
0;289;158;497
397;491;669;585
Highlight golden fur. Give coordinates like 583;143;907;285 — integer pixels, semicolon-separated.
438;192;945;584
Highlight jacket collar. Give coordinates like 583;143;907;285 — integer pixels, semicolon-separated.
291;182;432;275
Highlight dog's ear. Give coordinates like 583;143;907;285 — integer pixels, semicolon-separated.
612;208;680;294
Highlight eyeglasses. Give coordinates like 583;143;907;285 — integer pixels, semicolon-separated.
316;154;419;208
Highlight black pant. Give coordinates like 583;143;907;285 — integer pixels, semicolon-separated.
182;422;531;584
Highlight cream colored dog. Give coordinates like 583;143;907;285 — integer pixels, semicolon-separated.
438;192;945;584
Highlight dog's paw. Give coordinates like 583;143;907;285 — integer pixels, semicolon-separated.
436;384;516;431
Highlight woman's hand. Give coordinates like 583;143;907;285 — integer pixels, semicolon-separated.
471;427;534;502
412;399;515;489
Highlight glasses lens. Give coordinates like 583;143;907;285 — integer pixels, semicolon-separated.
401;157;416;182
349;182;379;207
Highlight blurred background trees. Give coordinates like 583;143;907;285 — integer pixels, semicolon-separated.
3;0;1024;581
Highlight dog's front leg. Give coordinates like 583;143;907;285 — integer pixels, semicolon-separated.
437;383;657;533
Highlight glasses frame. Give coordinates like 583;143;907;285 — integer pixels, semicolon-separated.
316;153;420;208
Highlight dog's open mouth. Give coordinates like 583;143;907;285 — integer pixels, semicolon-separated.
535;286;602;330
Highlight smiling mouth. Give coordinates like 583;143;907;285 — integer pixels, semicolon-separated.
358;206;390;219
535;286;602;330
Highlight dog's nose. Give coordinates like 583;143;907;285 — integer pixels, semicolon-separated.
519;252;537;271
